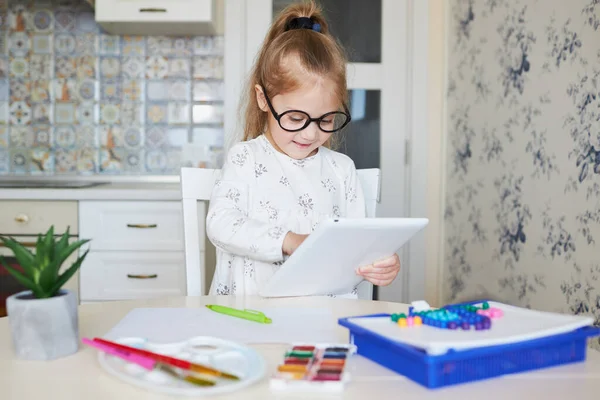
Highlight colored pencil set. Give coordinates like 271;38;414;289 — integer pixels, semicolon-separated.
82;337;240;387
270;343;356;392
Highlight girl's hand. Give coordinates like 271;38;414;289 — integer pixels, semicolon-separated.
356;254;401;286
282;232;308;256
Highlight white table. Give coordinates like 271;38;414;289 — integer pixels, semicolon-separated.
2;296;600;399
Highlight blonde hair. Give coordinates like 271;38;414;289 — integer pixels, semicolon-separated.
241;0;348;148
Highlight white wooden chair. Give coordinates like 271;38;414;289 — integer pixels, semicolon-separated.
181;167;381;299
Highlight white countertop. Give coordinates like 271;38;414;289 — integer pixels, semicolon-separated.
0;182;182;201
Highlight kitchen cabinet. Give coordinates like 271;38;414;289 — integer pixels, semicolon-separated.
95;0;224;36
80;251;186;300
0;201;80;316
79;200;188;302
78;201;184;252
0;201;78;237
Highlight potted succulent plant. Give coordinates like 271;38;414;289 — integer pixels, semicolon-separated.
0;226;89;361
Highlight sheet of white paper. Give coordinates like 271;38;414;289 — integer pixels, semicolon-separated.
103;307;339;344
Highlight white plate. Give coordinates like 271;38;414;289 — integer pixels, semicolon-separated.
97;336;266;396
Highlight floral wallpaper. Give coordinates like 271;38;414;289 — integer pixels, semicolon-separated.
444;0;600;349
0;0;224;176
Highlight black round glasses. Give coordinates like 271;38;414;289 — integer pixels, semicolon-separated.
262;87;352;133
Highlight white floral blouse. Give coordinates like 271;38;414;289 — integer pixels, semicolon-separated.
206;134;366;297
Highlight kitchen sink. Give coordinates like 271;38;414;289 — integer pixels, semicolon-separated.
0;181;108;189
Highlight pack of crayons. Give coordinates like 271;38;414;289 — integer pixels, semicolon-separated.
269;343;356;392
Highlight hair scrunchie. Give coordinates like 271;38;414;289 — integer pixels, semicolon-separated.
285;16;321;33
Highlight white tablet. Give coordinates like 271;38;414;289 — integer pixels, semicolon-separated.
259;217;429;297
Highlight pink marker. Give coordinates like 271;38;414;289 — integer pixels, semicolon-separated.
82;338;156;370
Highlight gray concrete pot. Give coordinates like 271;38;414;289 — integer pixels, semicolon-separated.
6;289;79;360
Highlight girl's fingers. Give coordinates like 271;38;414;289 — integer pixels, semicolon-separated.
372;254;399;268
358;254;400;273
360;262;401;285
360;271;398;281
357;262;400;275
358;270;398;278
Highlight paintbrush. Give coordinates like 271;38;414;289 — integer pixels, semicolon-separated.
82;338;215;387
93;337;240;381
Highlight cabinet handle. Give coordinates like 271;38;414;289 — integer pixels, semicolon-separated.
126;224;158;229
139;8;167;13
127;274;158;279
14;214;29;223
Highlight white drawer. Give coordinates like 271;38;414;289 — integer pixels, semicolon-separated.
80;251;188;300
79;201;185;251
0;200;78;235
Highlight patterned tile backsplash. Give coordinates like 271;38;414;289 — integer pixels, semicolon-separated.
0;0;225;175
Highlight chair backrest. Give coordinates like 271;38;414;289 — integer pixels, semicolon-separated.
356;168;380;218
180;167;380;297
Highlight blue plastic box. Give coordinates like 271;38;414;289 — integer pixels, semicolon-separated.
338;304;600;389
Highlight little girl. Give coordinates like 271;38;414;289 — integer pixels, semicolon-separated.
206;0;400;296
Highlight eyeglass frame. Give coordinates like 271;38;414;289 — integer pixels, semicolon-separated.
261;86;352;133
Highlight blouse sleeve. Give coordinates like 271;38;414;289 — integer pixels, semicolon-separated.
344;160;367;218
206;144;287;263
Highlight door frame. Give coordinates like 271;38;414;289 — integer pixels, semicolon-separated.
223;0;430;303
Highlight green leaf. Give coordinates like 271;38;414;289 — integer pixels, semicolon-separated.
48;250;89;297
38;227;59;294
38;259;58;296
32;228;51;281
0;259;46;298
1;226;92;298
54;228;70;263
39;236;89;295
40;228;89;292
34;234;45;276
44;225;55;264
55;238;90;270
42;228;71;289
0;236;36;277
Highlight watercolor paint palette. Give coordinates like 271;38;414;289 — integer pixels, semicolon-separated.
97;336;265;396
269;343;356;392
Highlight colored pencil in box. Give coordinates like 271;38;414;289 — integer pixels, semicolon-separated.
82;338;215;387
93;337;240;381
